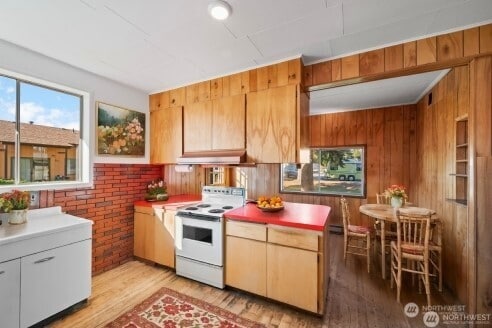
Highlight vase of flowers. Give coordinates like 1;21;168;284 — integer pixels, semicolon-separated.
384;185;407;209
145;178;168;201
0;190;31;224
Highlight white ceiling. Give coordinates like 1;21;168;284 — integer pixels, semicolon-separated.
310;69;449;115
0;0;490;94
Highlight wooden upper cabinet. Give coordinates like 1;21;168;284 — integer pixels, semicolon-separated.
150;106;183;163
247;84;298;163
183;100;213;152
184;94;246;152
212;94;246;150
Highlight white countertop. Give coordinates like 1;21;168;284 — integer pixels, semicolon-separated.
0;206;93;247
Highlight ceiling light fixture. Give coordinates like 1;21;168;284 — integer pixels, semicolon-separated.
208;0;232;20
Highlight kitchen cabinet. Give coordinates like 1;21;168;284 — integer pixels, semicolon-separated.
184;94;246;152
225;221;266;296
0;207;92;328
224;218;328;314
0;259;20;328
250;59;301;91
183;100;213;152
247;84;309;163
20;240;91;328
150;106;183;163
266;225;321;313
134;206;175;268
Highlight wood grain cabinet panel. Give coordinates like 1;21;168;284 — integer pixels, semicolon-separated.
247;84;297;163
225;236;267;296
212;94;246;150
266;243;318;313
183;100;213;152
150;106;183;164
134;206;175;268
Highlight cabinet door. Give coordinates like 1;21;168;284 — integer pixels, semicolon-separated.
134;210;155;260
266;243;318;313
184;100;213;152
225;236;266;296
212;94;246;150
0;259;20;328
20;240;91;328
150;106;183;164
247;85;297;163
154;209;175;268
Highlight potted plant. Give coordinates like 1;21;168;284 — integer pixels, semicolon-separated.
384;185;408;209
0;190;31;224
145;178;168;201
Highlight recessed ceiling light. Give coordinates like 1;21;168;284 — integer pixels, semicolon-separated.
208;0;232;20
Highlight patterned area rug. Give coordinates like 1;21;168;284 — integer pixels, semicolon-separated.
105;287;266;328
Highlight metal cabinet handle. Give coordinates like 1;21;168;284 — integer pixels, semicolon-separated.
34;256;55;264
0;270;4;275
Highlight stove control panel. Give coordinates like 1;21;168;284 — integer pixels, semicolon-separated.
202;186;245;197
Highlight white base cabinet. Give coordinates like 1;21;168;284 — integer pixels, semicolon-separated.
0;259;21;328
20;240;91;328
0;207;92;328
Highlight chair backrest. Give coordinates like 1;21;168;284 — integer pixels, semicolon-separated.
376;193;391;204
340;197;351;233
395;209;432;256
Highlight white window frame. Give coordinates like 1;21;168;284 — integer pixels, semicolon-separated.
0;67;92;192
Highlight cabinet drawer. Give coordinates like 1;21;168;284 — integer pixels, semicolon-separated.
226;220;266;241
134;206;155;216
268;225;319;251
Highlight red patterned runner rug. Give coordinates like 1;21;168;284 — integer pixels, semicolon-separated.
105;287;266;328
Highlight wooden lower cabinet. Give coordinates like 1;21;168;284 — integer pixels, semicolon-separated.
134;206;175;268
225;220;328;314
225;236;266;296
266;243;318;312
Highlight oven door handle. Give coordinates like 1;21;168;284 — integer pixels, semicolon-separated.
175;212;221;222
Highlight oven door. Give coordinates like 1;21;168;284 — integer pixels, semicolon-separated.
175;214;223;266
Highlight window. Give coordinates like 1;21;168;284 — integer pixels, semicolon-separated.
206;167;226;185
0;68;90;191
280;146;366;197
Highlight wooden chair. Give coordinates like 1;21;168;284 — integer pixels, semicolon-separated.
376;193;391;204
429;220;443;292
341;197;372;273
374;193;397;260
390;209;432;306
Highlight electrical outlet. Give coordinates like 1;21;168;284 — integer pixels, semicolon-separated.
30;191;40;207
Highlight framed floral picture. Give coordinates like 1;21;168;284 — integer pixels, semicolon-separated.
96;102;145;156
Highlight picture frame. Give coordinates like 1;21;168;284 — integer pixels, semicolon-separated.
96;102;145;157
280;145;366;198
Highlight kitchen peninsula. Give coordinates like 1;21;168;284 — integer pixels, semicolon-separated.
224;202;331;314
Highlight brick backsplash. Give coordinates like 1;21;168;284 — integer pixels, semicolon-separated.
37;163;163;275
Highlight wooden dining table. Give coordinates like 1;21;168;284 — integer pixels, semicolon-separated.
359;204;438;279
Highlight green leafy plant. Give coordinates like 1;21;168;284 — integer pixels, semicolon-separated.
146;178;167;196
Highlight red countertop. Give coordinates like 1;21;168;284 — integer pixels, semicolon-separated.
134;194;201;210
225;202;331;231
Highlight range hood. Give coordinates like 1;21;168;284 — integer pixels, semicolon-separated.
177;150;247;165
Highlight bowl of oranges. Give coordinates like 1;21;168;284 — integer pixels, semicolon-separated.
256;196;284;212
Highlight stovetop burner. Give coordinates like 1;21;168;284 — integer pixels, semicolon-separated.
222;205;233;210
185;206;198;211
197;204;211;208
208;209;225;214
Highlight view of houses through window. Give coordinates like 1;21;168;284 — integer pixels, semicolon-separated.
0;74;81;186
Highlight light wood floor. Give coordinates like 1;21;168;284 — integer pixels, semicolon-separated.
49;235;461;328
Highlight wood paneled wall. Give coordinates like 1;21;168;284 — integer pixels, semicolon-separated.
240;105;417;227
163;165;203;196
412;65;471;305
303;24;492;89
